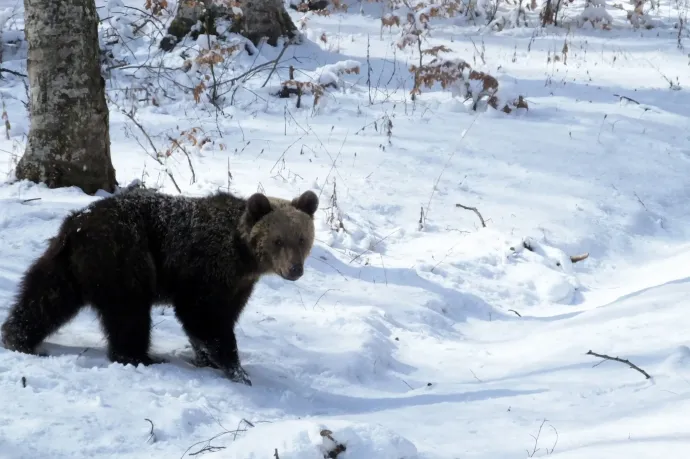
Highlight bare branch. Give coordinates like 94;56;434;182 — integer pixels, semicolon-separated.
586;350;651;379
0;68;27;78
613;93;640;104
455;203;486;227
261;43;290;88
527;419;547;457
108;96;182;193
167;135;196;184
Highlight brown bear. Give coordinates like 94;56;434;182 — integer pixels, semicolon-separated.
0;186;319;386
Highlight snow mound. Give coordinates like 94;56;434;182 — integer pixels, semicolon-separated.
504;237;583;305
659;345;690;375
214;420;418;459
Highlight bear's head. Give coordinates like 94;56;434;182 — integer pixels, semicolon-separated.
243;190;319;281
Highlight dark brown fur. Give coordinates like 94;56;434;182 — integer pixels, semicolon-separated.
0;187;318;386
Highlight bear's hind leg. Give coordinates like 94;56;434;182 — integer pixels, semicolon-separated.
80;249;162;367
1;246;83;355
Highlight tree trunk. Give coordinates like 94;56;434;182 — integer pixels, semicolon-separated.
16;0;117;195
161;0;298;51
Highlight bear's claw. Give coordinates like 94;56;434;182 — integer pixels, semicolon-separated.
226;365;252;386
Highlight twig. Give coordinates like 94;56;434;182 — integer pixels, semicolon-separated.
547;425;559;455
634;191;648;211
527;419;558;457
313;288;338;310
423;115;480;228
145;418;157;444
21;197;41;204
0;68;27;78
181;430;238;457
349;228;401;264
586;350;651;379
180;419;257;458
167;135;196;184
613;93;639;104
455;203;486;228
76;347;90;358
261;43;290;88
269;134;307;174
188;445;225;456
469;369;483;382
527;419;547;457
508;309;522;317
111;99;182;193
274;448;280;459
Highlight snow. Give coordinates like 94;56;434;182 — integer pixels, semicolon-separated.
0;0;690;457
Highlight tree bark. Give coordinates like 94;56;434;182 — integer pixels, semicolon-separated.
17;0;117;195
161;0;298;51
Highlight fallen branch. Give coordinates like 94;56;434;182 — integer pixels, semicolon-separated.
455;203;486;228
508;309;522;317
586;350;651;379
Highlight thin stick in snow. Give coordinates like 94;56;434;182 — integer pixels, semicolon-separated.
145;418;156;444
586;350;651;379
455;203;486;228
423;114;480;229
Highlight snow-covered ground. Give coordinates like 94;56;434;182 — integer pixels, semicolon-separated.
1;0;690;457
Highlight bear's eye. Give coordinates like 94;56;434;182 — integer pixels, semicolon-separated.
274;238;283;247
298;236;305;245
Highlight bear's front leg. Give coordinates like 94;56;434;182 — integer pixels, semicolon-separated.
174;296;252;386
189;337;220;369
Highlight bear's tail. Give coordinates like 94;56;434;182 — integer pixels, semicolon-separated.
1;230;83;354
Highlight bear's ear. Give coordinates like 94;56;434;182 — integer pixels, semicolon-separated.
246;193;272;224
291;190;319;217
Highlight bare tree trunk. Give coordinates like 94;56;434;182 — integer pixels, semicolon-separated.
162;0;298;51
16;0;117;195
